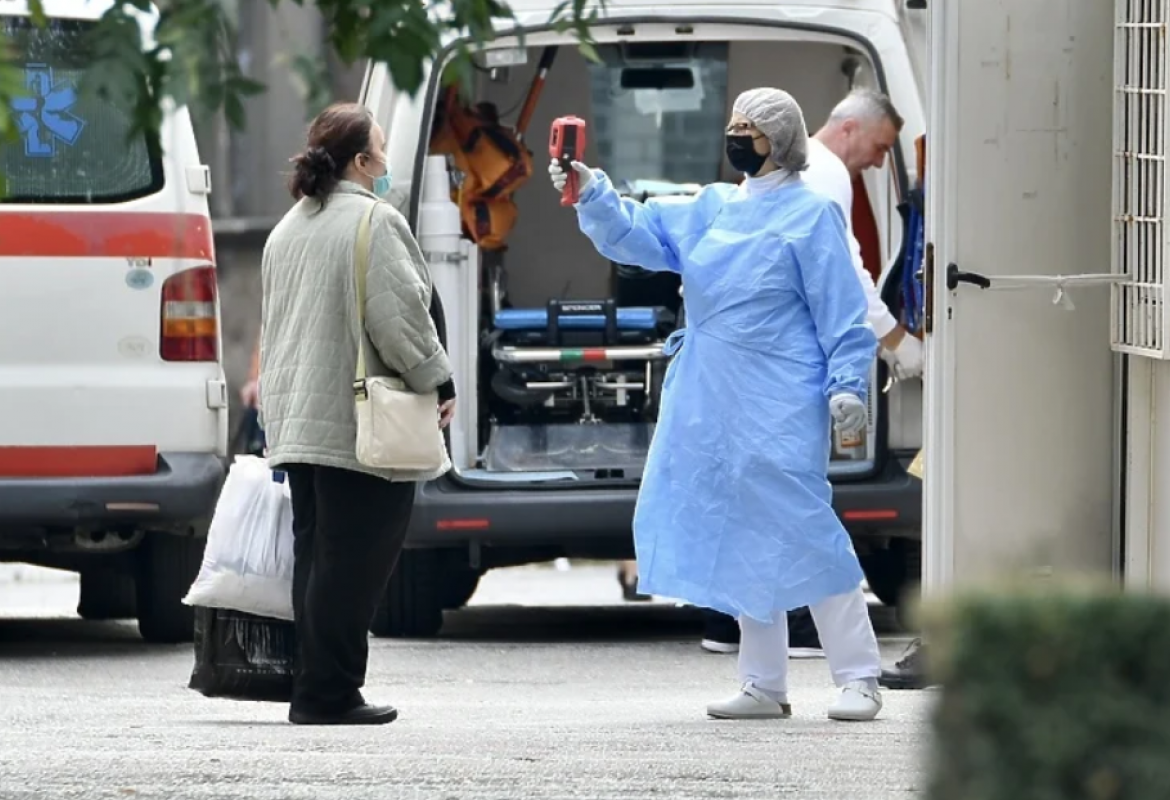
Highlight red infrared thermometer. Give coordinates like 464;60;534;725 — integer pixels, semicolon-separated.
550;115;587;206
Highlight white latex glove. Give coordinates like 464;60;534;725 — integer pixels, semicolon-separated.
548;157;596;195
880;333;924;380
829;393;867;436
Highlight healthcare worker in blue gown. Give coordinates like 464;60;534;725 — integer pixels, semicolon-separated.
550;87;884;722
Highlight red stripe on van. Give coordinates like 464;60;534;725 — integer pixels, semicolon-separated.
0;212;215;261
0;446;158;478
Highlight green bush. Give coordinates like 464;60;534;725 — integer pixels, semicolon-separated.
926;588;1170;800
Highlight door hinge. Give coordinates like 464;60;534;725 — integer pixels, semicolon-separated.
921;243;934;334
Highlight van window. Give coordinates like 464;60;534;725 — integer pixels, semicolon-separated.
0;16;164;204
588;50;729;187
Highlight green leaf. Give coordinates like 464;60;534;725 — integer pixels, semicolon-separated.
577;40;600;63
547;1;571;22
28;0;48;27
229;75;266;97
223;92;247;130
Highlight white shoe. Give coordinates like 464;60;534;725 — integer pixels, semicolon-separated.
707;683;792;720
700;638;739;654
827;680;882;721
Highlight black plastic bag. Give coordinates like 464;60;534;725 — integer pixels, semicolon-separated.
189;606;295;702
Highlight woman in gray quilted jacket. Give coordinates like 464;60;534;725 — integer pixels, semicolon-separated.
259;102;456;727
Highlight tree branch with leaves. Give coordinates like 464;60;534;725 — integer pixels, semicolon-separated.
0;0;604;145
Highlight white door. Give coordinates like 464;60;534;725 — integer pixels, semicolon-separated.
922;0;1118;594
361;62;482;472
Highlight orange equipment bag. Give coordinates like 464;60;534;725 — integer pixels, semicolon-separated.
430;47;559;250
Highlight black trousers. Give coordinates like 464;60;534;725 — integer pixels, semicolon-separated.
283;464;415;715
704;607;820;646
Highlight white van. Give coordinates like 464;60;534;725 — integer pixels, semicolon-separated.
363;0;927;635
0;1;226;642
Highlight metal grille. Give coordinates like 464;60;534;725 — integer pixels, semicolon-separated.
1113;0;1169;357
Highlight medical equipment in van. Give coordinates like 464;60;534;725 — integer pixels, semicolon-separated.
429;46;560;249
483;182;693;443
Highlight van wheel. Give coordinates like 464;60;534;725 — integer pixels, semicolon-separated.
860;539;921;610
77;567;137;620
135;530;206;644
370;550;445;638
442;567;482;610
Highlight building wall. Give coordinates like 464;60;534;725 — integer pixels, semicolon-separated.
215;238;264;446
1123;360;1170;592
197;3;366;221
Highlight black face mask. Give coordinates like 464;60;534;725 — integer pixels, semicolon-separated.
726;134;768;176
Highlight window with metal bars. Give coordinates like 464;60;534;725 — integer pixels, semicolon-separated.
1112;0;1169;357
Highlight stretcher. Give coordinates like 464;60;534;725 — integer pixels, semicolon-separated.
482;181;692;426
487;297;674;423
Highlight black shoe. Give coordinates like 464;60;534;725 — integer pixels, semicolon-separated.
787;607;825;659
288;703;399;726
700;610;740;653
618;569;652;602
879;638;931;690
622;582;653;602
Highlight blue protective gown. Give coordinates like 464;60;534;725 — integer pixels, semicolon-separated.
575;170;878;623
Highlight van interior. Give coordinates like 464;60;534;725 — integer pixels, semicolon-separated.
428;37;904;487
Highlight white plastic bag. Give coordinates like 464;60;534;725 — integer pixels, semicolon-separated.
183;455;295;620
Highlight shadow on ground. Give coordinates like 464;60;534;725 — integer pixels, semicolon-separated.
0;602;906;655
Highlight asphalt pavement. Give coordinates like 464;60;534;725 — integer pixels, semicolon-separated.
0;563;932;800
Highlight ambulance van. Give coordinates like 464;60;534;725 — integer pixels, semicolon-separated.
0;1;226;642
362;0;928;635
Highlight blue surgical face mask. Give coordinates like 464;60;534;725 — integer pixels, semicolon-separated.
372;166;392;198
361;153;392;197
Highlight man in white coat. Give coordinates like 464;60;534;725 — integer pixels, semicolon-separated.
808;87;922;378
699;88;922;657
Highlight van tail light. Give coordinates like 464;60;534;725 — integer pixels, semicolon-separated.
160;266;219;362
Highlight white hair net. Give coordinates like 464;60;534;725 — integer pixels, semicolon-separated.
732;88;809;172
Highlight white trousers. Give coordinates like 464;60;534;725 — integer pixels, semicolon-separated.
738;585;880;700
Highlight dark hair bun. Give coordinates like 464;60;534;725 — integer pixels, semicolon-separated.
303;146;335;173
289;146;339;200
287;103;375;201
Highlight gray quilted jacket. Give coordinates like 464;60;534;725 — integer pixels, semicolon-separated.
259;180;453;482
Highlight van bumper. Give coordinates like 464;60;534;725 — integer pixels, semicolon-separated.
0;452;224;536
833;457;922;538
405;457;921;547
405;477;640;547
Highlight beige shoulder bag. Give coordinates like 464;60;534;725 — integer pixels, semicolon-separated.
352;201;449;472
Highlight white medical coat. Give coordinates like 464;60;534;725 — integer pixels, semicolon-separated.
803;139;898;339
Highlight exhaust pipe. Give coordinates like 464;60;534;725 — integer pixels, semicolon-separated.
73;529;143;552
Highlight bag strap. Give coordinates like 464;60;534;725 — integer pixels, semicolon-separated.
353;200;381;389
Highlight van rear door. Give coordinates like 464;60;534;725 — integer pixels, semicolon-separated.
0;13;225;478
